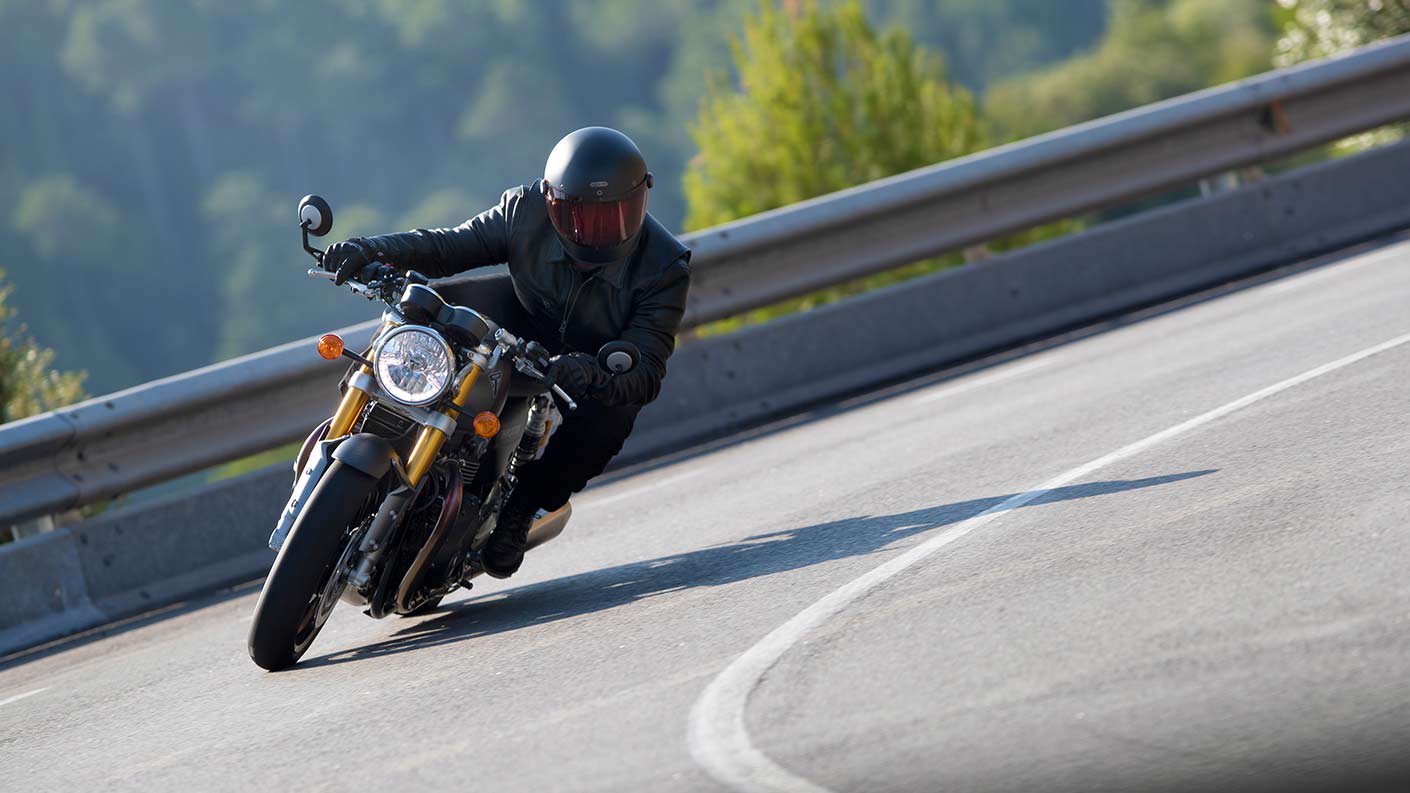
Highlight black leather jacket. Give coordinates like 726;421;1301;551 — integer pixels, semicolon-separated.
358;180;691;407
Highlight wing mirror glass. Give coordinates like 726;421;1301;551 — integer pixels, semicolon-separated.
298;194;334;237
597;340;640;375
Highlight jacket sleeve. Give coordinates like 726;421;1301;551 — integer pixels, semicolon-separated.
592;258;691;407
357;187;522;278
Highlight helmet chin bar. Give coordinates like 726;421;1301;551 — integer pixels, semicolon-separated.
557;230;641;269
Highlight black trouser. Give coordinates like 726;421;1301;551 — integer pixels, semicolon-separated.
437;273;639;512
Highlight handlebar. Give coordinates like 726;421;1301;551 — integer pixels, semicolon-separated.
307;267;380;297
308;266;578;411
307;262;409;301
495;329;577;411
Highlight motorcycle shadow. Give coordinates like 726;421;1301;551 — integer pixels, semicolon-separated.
301;469;1216;667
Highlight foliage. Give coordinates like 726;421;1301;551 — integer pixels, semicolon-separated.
985;0;1278;141
864;0;1108;90
1274;0;1410;65
0;269;87;424
684;1;1086;335
1274;0;1410;150
0;0;1108;399
685;0;986;231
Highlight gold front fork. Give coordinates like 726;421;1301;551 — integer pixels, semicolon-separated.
402;364;484;486
327;326;394;440
328;384;370;439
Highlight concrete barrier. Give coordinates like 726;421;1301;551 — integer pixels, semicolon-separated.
625;139;1410;458
4;139;1408;658
0;465;289;656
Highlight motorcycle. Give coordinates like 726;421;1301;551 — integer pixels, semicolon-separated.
246;194;639;671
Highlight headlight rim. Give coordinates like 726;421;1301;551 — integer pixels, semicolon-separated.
372;324;456;407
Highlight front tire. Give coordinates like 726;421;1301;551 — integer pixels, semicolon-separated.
248;461;377;671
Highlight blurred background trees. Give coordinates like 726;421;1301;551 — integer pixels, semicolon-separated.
2;0;1407;404
0;270;86;425
685;0;986;229
1274;0;1410;64
985;0;1277;140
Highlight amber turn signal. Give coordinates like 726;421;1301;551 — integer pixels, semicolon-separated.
473;411;500;438
316;334;345;360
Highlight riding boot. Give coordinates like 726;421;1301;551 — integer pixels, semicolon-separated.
481;493;537;579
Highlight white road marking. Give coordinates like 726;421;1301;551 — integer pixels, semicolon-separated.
0;688;49;709
688;330;1410;793
910;358;1055;405
582;468;706;508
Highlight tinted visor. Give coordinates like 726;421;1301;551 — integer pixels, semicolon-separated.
544;178;649;252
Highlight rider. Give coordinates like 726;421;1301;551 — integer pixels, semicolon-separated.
320;127;690;578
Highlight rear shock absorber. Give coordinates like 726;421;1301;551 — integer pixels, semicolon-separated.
509;394;553;478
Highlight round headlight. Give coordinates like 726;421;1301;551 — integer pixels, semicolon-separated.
373;326;454;406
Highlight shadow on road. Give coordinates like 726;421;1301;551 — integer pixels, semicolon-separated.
302;470;1215;668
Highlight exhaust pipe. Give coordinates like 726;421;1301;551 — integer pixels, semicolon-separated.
461;502;572;583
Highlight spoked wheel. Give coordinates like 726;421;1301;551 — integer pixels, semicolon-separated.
248;461;377;671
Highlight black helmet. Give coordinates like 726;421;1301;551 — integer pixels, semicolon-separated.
542;126;653;265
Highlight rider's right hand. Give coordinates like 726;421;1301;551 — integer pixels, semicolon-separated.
322;238;377;285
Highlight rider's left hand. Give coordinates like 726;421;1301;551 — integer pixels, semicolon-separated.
545;352;607;400
323;238;377;285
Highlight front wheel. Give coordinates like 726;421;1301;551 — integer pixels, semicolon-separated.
248;461;377;670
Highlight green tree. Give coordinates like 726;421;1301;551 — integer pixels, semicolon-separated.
866;0;1108;90
1;1;1111;397
682;1;1078;333
985;0;1276;141
1275;0;1410;65
1275;0;1410;149
685;0;986;231
0;269;86;424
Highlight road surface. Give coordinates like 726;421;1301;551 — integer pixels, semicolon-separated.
3;236;1409;792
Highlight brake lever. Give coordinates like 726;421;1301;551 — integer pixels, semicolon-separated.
306;268;378;298
550;384;578;412
515;358;578;412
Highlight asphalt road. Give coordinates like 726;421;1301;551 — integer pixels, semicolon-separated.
3;237;1409;793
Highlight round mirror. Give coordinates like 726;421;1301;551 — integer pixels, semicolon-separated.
597;340;640;375
298;194;334;237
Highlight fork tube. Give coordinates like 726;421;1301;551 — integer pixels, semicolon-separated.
328;385;370;439
404;363;484;486
451;364;483;410
404;426;447;486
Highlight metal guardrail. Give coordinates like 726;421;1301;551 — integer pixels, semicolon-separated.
2;35;1410;526
683;34;1410;324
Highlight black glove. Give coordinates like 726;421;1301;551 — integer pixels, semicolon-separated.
545;352;607;400
322;238;377;285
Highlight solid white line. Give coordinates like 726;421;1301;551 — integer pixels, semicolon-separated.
688;330;1410;793
910;358;1056;405
583;468;707;508
0;688;49;709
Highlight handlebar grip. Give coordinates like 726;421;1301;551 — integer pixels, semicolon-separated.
356;262;390;283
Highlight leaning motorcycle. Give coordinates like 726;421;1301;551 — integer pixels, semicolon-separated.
247;194;639;671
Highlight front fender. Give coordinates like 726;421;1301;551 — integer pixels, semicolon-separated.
331;433;396;479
